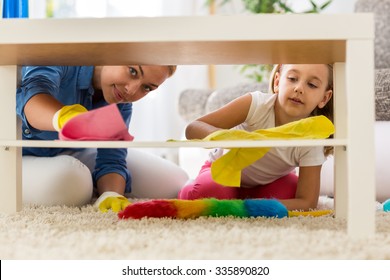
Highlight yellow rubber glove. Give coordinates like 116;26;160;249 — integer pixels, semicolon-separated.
94;191;131;213
52;104;88;131
206;116;335;187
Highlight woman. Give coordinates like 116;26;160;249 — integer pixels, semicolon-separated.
17;65;189;212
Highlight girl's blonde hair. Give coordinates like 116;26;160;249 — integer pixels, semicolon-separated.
269;64;334;156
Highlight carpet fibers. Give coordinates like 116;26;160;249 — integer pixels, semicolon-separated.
1;197;390;260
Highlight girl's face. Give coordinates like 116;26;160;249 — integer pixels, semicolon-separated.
273;64;332;123
96;65;171;104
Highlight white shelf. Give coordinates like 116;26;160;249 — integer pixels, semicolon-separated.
0;14;372;65
0;139;348;149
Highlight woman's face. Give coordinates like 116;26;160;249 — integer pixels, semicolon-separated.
97;65;171;104
273;64;332;122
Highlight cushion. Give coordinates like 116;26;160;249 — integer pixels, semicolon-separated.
375;69;390;121
355;0;390;69
205;82;268;113
178;88;213;122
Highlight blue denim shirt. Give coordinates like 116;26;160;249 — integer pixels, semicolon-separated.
16;66;132;192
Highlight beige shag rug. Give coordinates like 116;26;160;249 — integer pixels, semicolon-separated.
1;197;390;260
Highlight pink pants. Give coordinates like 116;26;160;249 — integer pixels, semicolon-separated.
178;161;298;200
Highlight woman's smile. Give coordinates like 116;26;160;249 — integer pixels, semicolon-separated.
113;85;124;102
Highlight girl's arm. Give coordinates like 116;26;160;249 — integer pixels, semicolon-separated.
279;165;322;211
24;93;63;131
185;93;252;139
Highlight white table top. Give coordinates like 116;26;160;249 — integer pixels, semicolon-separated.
0;14;373;65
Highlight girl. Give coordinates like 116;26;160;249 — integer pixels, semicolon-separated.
179;64;333;211
17;65;189;211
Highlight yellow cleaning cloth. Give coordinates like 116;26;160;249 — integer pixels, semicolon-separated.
204;116;334;187
288;209;334;217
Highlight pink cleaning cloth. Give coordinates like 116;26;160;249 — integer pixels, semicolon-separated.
59;104;134;141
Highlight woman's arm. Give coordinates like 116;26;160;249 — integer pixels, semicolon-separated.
185;93;252;139
96;173;126;196
279;165;322;211
24;93;63;131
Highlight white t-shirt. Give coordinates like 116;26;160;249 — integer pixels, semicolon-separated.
209;91;326;187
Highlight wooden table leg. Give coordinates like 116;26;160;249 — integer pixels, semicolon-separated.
0;65;22;213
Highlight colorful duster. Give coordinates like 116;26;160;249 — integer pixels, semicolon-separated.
118;199;333;220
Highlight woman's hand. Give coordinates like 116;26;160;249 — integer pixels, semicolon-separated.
52;104;88;131
94;191;131;213
95;173;128;212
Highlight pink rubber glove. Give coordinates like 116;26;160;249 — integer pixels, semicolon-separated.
59;104;134;141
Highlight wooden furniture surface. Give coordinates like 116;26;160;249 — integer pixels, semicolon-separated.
0;14;375;237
